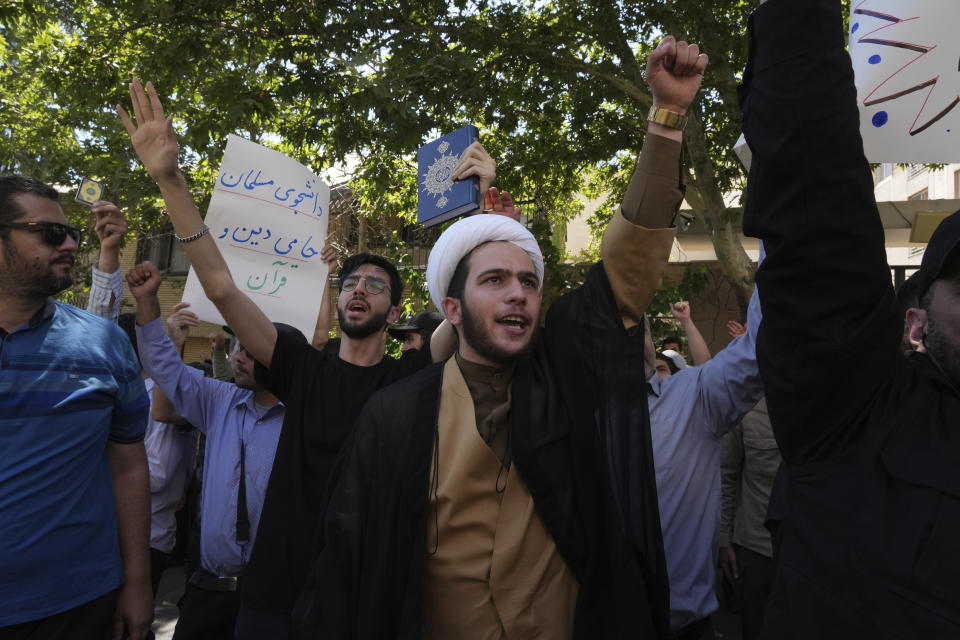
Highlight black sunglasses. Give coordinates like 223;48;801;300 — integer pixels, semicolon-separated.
0;221;83;247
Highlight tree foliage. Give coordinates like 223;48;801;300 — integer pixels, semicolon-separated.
2;0;762;313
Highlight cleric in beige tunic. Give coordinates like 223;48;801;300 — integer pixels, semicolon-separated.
291;133;686;639
423;206;677;639
291;35;708;640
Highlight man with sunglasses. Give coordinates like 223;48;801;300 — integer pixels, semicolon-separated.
0;176;152;639
118;81;474;637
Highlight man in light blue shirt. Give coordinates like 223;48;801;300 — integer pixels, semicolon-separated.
128;260;301;640
646;264;764;639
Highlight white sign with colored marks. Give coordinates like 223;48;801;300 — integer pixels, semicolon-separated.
850;0;960;162
181;134;330;339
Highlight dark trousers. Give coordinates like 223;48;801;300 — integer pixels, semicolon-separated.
672;616;713;640
234;604;292;640
736;544;775;640
0;589;118;640
150;547;170;599
172;583;241;640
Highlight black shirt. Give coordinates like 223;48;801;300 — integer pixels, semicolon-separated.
243;329;432;612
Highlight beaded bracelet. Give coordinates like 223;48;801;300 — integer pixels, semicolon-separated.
175;225;210;244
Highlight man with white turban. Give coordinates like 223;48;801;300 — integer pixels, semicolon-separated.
293;35;708;639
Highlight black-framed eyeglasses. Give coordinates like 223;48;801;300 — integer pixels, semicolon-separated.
340;274;389;295
0;221;82;247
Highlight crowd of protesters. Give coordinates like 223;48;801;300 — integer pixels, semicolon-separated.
2;1;959;639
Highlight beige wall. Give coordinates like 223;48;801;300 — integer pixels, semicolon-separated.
661;262;746;356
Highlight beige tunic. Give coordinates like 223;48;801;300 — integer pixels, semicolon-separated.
423;133;684;636
423;358;578;639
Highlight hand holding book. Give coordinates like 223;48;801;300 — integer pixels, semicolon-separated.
451;140;496;206
417;125;488;227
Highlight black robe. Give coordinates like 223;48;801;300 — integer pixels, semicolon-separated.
293;262;670;639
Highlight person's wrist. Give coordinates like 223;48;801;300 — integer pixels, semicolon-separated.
647;121;683;143
651;99;689;114
155;168;187;189
98;252;120;272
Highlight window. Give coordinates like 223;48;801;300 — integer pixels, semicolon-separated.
954;169;959;198
908;164;927;179
140;231;190;275
873;163;893;183
909;188;928;201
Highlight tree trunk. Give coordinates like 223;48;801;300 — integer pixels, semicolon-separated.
684;110;756;318
358;216;368;253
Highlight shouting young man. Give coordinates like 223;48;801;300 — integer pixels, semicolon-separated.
117;84;492;636
292;36;708;639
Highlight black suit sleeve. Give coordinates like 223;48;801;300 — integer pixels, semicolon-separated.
739;0;902;465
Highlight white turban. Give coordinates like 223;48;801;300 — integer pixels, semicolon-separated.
427;215;544;316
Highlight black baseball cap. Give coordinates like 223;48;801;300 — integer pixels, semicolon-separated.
387;310;444;340
915;209;960;302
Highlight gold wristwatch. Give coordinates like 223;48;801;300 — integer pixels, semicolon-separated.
647;105;688;130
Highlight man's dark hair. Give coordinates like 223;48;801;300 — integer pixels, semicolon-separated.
447;241;503;303
655;351;680;375
660;335;683;350
896;271;922;318
0;176;60;228
339;253;402;307
446;253;472;303
418;328;433;345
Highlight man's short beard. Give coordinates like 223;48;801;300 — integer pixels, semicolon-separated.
460;299;536;366
37;271;73;297
2;242;72;299
337;302;390;339
924;313;960;386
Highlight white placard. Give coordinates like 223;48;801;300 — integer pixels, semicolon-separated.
850;0;960;163
181;135;330;339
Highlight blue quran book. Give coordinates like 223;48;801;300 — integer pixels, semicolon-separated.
417;125;481;227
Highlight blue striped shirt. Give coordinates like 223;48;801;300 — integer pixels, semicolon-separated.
0;300;148;625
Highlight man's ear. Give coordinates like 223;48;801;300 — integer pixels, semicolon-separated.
442;297;462;329
905;307;928;353
386;305;402;325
